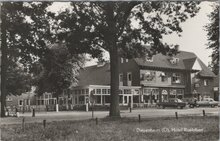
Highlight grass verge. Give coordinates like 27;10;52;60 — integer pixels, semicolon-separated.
1;116;218;141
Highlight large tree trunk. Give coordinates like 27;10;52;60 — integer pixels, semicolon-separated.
105;3;120;118
1;3;7;117
109;46;120;117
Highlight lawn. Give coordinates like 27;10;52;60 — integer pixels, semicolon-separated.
1;116;219;141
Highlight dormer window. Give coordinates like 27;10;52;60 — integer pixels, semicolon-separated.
145;56;153;62
170;57;179;64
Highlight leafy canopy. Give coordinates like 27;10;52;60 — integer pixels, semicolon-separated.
56;1;200;58
205;3;219;75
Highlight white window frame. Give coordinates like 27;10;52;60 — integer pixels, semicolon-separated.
204;79;208;86
121;58;124;63
172;73;181;83
119;73;123;86
127;72;132;81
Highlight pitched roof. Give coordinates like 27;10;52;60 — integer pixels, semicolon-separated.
134;51;197;71
134;51;215;77
77;63;110;86
77;51;215;86
197;58;216;77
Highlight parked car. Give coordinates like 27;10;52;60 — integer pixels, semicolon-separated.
157;98;186;109
196;98;218;107
187;98;197;108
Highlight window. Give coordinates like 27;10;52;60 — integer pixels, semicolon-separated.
102;89;107;94
121;58;124;63
141;71;156;82
86;89;89;94
26;99;30;105
82;89;85;94
96;89;101;94
204;79;208;86
127;72;132;81
119;74;123;82
172;73;181;83
145;56;153;62
19;100;23;106
160;72;167;82
125;59;129;62
170;57;179;64
108;89;110;94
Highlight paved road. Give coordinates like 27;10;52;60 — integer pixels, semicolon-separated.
1;107;218;125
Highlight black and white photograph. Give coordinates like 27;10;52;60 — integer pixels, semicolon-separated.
0;1;219;141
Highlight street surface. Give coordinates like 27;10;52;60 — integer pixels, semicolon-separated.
1;107;219;125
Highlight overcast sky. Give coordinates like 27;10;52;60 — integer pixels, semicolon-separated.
49;1;217;66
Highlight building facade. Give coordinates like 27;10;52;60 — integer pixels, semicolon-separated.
66;50;217;108
5;51;217;111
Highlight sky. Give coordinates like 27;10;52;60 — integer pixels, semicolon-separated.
49;1;217;67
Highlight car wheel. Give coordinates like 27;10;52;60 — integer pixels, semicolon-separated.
177;106;181;109
162;106;165;109
181;106;183;109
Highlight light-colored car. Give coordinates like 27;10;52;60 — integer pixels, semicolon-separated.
197;98;218;107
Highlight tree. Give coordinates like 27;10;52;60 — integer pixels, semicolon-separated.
6;61;32;96
31;42;85;102
56;1;200;117
1;2;53;117
205;4;219;75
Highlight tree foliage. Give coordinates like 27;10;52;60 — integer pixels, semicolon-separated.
54;1;200;117
1;2;53;117
31;43;85;99
205;4;219;75
6;61;32;96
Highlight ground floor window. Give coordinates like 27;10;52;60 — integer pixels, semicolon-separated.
143;95;150;103
79;96;85;104
133;95;139;103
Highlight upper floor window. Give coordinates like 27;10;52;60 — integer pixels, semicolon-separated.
204;79;208;86
172;73;181;83
121;58;124;63
127;72;132;81
170;57;179;65
141;71;156;82
160;72;168;82
119;74;123;82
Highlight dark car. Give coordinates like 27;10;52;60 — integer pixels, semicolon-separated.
157;98;186;109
